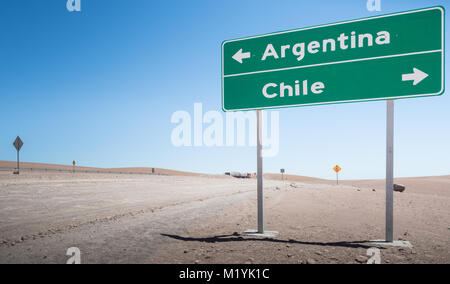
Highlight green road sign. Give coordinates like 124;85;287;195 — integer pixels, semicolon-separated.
222;7;445;111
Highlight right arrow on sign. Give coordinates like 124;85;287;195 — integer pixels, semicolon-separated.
402;68;429;86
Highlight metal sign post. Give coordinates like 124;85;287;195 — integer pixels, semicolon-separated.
386;100;395;242
243;110;277;237
257;109;264;234
17;150;20;174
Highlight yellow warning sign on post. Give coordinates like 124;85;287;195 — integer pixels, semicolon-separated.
333;165;341;185
333;165;341;173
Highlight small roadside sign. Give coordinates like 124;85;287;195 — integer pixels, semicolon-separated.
333;165;341;185
333;165;342;173
13;136;23;174
13;136;23;151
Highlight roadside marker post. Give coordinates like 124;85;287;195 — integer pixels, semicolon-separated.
222;7;444;242
13;136;23;175
333;165;342;185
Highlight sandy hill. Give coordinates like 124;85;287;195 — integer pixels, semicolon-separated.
0;161;204;177
264;173;328;183
342;175;450;196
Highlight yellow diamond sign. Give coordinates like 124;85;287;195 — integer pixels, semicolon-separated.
333;165;342;173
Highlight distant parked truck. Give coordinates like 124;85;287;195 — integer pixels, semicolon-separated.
226;172;253;179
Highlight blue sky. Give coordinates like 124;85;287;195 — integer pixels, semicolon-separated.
0;0;449;180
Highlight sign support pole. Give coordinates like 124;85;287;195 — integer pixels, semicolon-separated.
17;150;20;175
257;109;264;234
243;110;277;237
386;100;394;243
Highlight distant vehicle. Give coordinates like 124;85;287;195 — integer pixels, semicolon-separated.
226;172;254;179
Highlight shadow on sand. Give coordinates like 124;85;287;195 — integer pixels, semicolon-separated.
161;233;383;250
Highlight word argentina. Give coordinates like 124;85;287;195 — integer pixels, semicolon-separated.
262;30;391;62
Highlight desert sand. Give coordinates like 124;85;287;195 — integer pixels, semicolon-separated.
0;163;448;264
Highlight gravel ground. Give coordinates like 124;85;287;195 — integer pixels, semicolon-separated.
0;171;448;264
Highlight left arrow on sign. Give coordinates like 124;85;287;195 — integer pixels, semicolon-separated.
232;49;251;64
402;68;429;86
